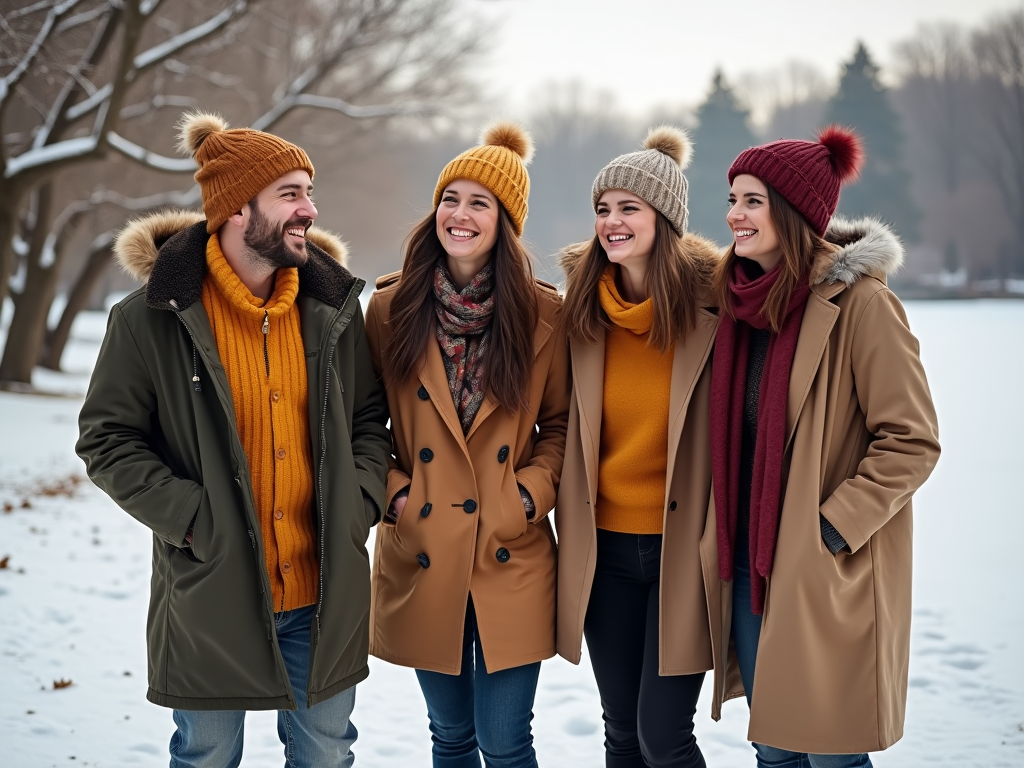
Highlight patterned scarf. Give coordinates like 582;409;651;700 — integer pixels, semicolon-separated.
433;260;495;434
710;259;810;615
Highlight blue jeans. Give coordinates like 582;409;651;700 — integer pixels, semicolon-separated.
732;547;871;768
415;599;541;768
169;605;358;768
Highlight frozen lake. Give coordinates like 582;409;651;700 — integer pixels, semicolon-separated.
1;300;1022;767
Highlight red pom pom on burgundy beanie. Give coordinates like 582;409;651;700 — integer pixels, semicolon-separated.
728;125;865;236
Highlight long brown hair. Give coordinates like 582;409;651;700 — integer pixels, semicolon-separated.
381;206;539;414
713;182;831;333
560;213;710;353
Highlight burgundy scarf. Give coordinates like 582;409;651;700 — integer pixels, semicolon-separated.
710;260;810;614
433;261;494;434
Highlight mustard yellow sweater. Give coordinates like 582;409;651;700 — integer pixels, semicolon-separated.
595;267;674;534
202;235;317;612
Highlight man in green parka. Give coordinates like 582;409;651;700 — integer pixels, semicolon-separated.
76;111;390;767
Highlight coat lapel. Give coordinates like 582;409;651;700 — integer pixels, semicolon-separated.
785;290;840;450
464;314;554;442
570;331;606;504
664;309;719;497
419;340;472;459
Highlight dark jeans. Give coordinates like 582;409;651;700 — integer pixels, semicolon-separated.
584;529;707;768
415;599;541;768
732;546;872;768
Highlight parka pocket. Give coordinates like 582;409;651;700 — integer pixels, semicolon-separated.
181;491;214;564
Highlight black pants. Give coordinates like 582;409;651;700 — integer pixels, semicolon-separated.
584;529;706;768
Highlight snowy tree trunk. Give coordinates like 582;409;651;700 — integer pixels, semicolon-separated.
42;235;113;372
0;184;56;386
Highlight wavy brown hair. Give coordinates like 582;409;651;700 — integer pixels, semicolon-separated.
713;183;832;333
560;213;712;353
381;206;538;414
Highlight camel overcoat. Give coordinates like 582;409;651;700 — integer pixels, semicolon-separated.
707;218;941;754
365;273;570;674
555;234;724;676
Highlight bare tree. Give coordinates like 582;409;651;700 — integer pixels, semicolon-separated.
736;59;830;134
0;0;478;386
894;22;974;194
971;7;1024;275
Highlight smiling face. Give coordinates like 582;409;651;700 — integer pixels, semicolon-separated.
243;169;318;268
727;174;782;272
435;178;500;281
595;189;657;270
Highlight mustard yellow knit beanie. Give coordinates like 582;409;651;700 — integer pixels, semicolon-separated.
176;111;315;234
433;121;534;236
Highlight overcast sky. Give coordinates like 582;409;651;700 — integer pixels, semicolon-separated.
468;0;1024;115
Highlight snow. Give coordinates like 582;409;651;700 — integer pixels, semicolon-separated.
2;301;1023;767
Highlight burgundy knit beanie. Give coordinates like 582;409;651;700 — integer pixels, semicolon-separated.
727;126;864;236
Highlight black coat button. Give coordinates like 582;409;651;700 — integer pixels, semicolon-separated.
497;445;509;463
419;448;433;462
420;503;432;518
462;499;477;513
669;500;677;511
496;547;510;563
417;553;430;568
417;385;429;400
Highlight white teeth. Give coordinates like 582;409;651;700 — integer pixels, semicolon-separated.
608;234;632;242
734;229;756;237
449;228;476;237
287;228;305;237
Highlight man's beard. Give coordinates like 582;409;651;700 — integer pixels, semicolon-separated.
243;202;311;270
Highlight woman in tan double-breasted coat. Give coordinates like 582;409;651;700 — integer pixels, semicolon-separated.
708;128;940;766
365;122;569;768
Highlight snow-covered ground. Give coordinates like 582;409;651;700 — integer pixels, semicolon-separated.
2;300;1023;768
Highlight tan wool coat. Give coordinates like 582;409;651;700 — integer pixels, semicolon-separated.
555;234;723;677
707;218;941;754
365;273;570;674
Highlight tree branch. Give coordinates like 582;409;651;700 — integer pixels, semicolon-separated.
105;131;196;171
61;0;253;126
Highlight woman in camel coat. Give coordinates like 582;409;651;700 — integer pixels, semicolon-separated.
706;127;940;766
365;122;569;768
556;127;721;768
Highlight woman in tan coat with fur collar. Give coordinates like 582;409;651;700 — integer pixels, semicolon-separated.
708;127;940;767
556;127;720;768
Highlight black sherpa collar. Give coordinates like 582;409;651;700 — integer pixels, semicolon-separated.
144;221;358;311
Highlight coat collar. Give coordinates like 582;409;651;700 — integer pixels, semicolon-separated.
113;209;357;311
811;216;905;300
786;216;903;446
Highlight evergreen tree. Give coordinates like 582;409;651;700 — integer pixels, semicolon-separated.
687;71;757;243
825;43;920;241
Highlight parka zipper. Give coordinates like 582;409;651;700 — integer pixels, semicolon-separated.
314;281;360;643
315;309;341;643
169;300;202;392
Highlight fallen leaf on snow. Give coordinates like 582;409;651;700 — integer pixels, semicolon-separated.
0;556;8;569
53;679;73;689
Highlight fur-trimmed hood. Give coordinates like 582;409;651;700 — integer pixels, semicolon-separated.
557;230;721;307
113;209;355;311
814;216;904;287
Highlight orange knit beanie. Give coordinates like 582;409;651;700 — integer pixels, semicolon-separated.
176;111;315;234
433;121;533;236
